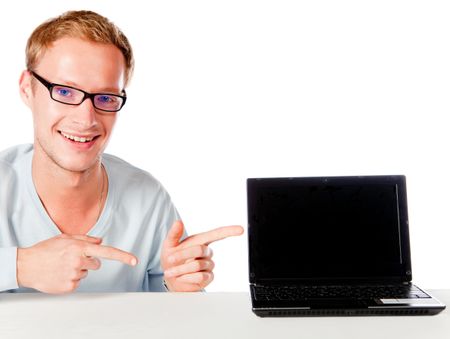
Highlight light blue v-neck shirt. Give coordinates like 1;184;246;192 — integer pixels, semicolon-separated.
0;144;180;292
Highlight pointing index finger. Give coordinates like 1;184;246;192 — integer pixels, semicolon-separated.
178;225;244;249
84;244;138;266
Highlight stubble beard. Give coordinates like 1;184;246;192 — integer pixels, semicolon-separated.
35;134;101;175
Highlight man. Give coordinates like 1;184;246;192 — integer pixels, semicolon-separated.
0;10;243;293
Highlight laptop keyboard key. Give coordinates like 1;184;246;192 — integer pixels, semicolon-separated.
253;285;429;301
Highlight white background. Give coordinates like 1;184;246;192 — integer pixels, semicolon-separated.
0;1;449;291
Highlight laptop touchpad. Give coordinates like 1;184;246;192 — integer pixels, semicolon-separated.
379;298;439;306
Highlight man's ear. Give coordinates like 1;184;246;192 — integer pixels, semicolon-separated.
19;70;33;108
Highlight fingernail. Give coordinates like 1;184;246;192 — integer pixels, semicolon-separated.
205;247;212;257
131;258;137;266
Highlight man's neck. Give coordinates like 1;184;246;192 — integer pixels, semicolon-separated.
31;146;106;234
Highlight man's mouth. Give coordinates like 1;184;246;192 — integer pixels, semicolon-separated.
59;131;99;143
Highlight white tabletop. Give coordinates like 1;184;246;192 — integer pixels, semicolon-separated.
0;290;448;339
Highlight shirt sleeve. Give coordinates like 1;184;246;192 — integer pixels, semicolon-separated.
0;160;19;292
0;247;19;292
143;184;182;292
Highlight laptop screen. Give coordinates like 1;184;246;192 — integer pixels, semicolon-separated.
247;176;412;283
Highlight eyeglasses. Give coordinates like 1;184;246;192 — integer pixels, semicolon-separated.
29;71;127;113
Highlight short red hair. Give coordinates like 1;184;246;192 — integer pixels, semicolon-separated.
26;10;134;86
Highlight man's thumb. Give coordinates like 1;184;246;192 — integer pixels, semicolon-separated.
163;220;184;249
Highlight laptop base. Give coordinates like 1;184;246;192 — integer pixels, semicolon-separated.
253;306;444;317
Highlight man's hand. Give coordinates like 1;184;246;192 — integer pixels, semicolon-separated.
161;220;244;292
17;234;138;294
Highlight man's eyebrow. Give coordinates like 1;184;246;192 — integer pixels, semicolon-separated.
58;78;121;93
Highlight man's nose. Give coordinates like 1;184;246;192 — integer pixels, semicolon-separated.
71;97;98;128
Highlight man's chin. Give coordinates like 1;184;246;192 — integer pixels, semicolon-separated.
34;138;103;173
55;157;101;173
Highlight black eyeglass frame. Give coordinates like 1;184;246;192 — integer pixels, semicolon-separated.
29;70;127;112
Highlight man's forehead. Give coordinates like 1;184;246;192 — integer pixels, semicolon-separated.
53;76;123;94
35;37;126;91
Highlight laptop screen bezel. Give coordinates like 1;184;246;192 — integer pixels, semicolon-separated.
247;175;413;285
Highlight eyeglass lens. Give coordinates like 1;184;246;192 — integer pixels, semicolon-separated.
52;85;124;111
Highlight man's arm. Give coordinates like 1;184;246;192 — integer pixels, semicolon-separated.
16;234;138;294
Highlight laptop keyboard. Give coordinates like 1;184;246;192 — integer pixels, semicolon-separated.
253;284;430;301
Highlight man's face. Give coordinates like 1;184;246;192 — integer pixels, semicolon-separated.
20;37;126;173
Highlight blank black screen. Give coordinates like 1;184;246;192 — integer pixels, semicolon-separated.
248;178;409;282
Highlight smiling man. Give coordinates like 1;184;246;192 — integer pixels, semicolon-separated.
0;10;243;293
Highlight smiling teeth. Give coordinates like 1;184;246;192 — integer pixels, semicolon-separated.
61;132;94;143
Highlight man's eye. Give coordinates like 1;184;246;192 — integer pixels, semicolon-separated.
98;95;116;103
55;87;72;97
100;95;113;102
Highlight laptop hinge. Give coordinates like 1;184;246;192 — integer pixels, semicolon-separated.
252;281;413;287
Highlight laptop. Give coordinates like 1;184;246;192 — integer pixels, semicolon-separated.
247;175;446;317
